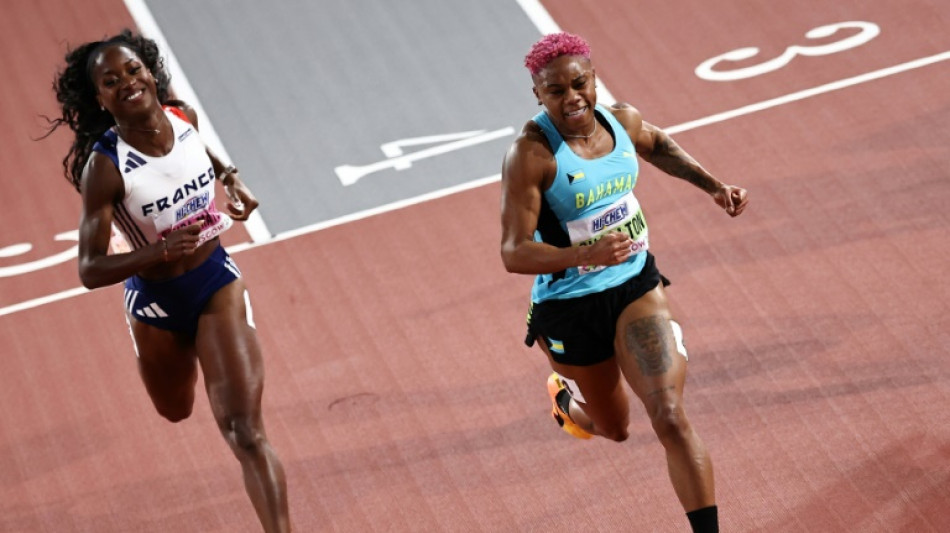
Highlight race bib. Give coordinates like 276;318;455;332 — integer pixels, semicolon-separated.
565;192;649;275
158;192;233;245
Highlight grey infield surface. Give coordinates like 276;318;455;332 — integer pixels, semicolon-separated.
145;0;545;235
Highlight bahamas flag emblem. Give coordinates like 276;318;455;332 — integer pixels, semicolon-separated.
547;337;565;354
567;170;585;184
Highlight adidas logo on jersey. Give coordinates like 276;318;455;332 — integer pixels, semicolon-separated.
124;152;147;173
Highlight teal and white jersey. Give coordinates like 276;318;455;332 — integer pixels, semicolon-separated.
531;104;649;303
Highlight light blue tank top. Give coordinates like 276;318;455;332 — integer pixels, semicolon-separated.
531;104;649;303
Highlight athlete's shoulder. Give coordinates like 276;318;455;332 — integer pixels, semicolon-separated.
607;102;642;126
92;129;120;168
605;103;645;142
163;99;199;128
504;119;556;186
508;119;554;163
82;148;125;202
520;119;549;146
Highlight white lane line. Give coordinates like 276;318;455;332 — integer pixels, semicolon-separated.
513;0;561;34
667;50;950;134
122;0;272;243
1;287;90;317
265;174;503;245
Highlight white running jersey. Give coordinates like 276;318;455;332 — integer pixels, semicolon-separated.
92;107;232;250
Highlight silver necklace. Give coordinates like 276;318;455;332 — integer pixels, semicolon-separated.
116;110;164;135
561;119;597;140
117;123;161;135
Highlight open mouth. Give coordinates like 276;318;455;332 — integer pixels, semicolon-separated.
123;89;145;102
564;106;588;119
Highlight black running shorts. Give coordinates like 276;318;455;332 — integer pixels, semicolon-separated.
524;252;670;366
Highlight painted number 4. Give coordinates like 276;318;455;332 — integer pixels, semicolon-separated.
334;127;514;186
695;21;880;81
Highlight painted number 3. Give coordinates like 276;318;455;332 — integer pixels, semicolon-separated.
695;21;880;81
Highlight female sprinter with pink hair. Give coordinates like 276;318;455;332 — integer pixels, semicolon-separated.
501;32;748;532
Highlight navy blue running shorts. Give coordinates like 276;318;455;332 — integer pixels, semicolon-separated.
524;252;670;366
123;244;241;335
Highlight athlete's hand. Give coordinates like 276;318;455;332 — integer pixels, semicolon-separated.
582;232;634;267
713;184;749;217
223;173;259;221
163;223;202;261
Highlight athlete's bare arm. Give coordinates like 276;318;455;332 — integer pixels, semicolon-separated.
611;103;749;216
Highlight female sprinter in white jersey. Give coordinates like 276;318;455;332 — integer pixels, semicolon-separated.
48;29;291;532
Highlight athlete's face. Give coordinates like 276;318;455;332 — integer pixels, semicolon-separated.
532;55;597;134
90;45;158;118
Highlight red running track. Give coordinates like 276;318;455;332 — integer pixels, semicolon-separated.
1;0;949;531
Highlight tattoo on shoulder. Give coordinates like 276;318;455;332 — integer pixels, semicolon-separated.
623;315;674;376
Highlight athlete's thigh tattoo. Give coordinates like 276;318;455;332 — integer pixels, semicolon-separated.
623;315;674;376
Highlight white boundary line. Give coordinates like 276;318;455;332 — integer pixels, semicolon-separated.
3;8;949;317
261;174;503;246
1;287;91;317
666;50;950;134
122;0;271;243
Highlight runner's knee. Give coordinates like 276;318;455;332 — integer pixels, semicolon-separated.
221;415;265;453
648;402;691;445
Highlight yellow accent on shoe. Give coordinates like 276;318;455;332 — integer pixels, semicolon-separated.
547;373;592;440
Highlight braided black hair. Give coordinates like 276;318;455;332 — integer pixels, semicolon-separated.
46;29;171;192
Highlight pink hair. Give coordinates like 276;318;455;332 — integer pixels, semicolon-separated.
524;32;591;75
